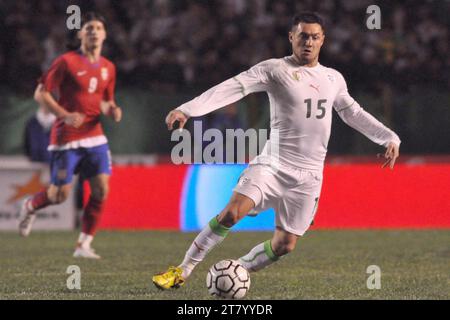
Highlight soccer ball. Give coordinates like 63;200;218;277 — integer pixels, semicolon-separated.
206;259;250;299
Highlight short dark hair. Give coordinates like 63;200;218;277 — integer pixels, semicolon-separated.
290;12;325;33
81;12;107;31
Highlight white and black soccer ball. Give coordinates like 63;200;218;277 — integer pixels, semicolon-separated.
206;259;250;299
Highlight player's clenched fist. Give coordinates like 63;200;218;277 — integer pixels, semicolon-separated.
165;109;189;130
64;112;85;128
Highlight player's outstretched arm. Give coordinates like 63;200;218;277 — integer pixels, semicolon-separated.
164;60;272;131
337;105;401;170
174;60;273;119
165;109;189;131
333;72;401;170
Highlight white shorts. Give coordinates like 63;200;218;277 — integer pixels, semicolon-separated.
233;163;323;236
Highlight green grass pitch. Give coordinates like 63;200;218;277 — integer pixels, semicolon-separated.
0;230;448;299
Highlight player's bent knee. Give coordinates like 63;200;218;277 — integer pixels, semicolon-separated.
47;186;71;204
91;186;109;201
93;191;108;202
56;191;70;204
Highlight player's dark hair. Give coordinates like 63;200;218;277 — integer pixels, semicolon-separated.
66;12;107;50
290;12;325;33
81;12;108;31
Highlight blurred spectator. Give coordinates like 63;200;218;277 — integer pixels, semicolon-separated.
0;0;447;157
0;0;448;94
24;99;56;163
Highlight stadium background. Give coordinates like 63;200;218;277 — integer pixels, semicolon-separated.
0;0;449;231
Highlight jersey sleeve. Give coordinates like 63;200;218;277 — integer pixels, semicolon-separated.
103;64;116;101
41;56;67;94
176;59;275;117
333;72;401;147
332;71;356;112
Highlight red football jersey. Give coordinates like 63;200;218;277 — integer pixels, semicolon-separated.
41;50;116;146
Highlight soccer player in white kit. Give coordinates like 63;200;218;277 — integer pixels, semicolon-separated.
153;12;401;290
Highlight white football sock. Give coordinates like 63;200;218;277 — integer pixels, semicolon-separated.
238;240;280;272
179;216;230;279
77;232;94;249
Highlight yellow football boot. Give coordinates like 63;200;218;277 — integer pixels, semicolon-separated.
152;266;185;290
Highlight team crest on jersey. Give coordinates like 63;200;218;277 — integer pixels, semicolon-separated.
327;74;335;82
101;68;108;81
292;70;301;81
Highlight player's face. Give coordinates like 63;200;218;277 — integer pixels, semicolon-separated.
78;20;106;50
289;23;324;65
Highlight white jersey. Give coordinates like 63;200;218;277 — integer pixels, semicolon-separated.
177;55;401;170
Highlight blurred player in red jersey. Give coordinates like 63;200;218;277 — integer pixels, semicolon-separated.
18;12;122;259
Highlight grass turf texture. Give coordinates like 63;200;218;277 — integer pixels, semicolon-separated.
0;230;448;300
